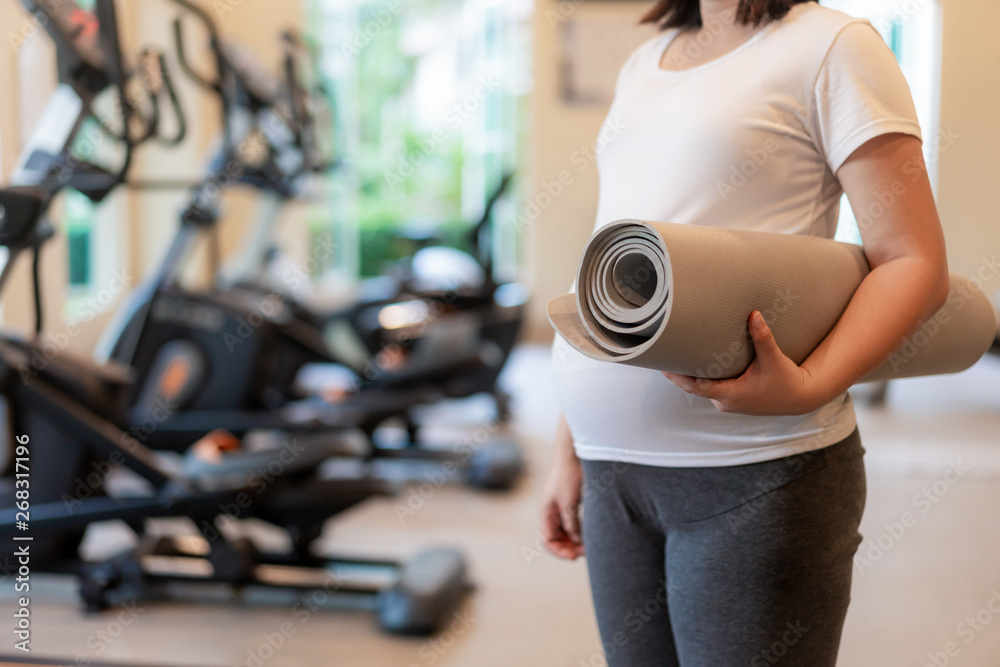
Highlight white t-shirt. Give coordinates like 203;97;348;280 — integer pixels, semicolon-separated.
551;3;923;467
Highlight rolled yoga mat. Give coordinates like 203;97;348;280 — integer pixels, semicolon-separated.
547;219;998;383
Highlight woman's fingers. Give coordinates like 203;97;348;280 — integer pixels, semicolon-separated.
545;535;585;560
747;310;782;364
663;371;724;399
663;312;778;404
560;501;582;544
541;500;584;559
539;456;585;560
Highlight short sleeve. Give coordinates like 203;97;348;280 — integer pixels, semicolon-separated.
812;21;922;174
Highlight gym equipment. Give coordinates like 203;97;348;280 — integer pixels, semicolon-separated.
0;0;468;634
95;0;522;490
178;4;527;422
549;219;995;381
322;171;527;421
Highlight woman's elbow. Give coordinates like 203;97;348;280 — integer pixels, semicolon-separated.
927;255;950;314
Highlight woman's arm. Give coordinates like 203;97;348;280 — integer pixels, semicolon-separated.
540;415;586;559
664;133;949;415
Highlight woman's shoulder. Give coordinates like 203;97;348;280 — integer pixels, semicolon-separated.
767;2;882;75
780;2;873;42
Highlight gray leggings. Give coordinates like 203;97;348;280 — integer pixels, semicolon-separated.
581;429;866;667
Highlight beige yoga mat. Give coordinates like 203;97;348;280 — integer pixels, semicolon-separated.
547;219;997;383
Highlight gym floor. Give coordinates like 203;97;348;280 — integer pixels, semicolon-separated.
2;345;999;667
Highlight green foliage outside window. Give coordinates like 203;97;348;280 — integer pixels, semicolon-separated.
305;0;520;277
64;190;93;287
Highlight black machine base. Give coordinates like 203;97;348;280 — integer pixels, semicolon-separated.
76;535;470;636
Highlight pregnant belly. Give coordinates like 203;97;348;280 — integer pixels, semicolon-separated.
550;336;705;449
549;335;854;457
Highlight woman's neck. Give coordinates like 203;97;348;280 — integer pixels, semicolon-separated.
699;0;741;32
658;0;768;71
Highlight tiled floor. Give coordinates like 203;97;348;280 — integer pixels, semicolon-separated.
2;345;999;666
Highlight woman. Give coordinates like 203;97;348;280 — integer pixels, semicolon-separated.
541;0;948;665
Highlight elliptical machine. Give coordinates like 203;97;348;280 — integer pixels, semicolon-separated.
94;0;523;489
213;26;528;424
0;0;468;635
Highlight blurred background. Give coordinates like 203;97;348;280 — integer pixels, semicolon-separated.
0;0;998;666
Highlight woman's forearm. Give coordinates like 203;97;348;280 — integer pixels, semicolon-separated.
798;133;950;411
799;255;948;407
553;415;579;466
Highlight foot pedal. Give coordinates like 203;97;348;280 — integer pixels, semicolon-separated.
377;547;469;635
467;439;524;490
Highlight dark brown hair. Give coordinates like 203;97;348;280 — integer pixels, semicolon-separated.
641;0;816;29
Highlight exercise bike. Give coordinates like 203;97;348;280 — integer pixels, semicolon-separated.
214;27;529;424
0;0;468;634
94;0;522;489
178;0;526;421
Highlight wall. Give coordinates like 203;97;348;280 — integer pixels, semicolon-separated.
936;0;1000;300
523;0;1000;342
524;0;653;341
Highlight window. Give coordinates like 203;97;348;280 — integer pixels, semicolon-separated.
305;0;530;280
821;0;942;245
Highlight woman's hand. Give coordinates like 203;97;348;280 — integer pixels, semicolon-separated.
540;457;585;559
540;416;585;560
663;310;821;416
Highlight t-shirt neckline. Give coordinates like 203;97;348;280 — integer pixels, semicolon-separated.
651;8;795;76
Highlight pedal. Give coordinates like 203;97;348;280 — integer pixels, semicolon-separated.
467;438;524;490
377;547;469;635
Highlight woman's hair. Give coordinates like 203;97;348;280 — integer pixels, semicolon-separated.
640;0;816;29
